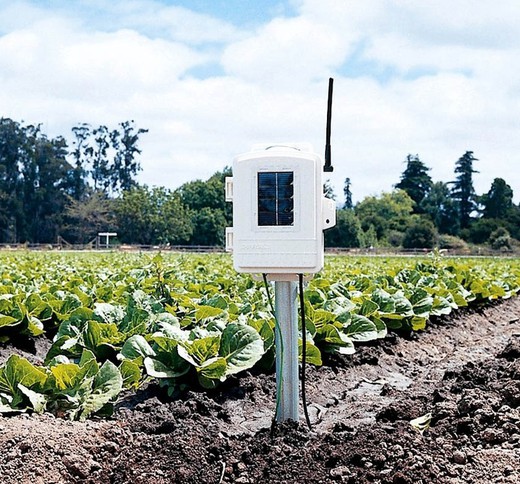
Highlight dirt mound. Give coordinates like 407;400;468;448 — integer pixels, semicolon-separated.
0;297;519;483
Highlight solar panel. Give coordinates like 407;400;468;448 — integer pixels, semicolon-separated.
258;171;294;226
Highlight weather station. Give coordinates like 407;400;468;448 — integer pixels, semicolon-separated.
225;78;337;425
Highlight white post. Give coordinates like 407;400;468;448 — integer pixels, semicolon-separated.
274;280;299;422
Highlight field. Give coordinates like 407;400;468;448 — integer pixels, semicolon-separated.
0;251;519;483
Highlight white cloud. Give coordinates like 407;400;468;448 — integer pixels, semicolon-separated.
61;30;202;89
0;13;207;131
0;0;519;204
385;0;520;48
73;0;243;45
221;15;348;86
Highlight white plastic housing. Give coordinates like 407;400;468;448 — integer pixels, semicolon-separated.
226;144;336;276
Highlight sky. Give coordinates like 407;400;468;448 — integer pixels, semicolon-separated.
1;0;519;204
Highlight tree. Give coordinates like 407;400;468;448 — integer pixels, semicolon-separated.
402;218;437;249
87;125;111;192
114;186;192;245
488;227;512;250
0;117;149;244
70;124;90;200
421;182;460;235
70;120;148;197
178;168;231;214
0;118;75;243
395;154;432;211
62;191;115;244
111;121;149;193
325;209;363;247
504;204;520;240
178;168;232;245
23;134;75;242
355;190;415;242
343;177;353;209
467;218;502;244
451;151;478;228
189;207;227;246
481;177;513;219
0;118;28;242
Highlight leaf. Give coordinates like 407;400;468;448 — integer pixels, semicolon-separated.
431;296;453;316
78;349;99;378
219;323;264;376
410;289;434;318
152;312;181;331
55;307;94;339
75;347;91;362
305;289;326;305
312;278;331;290
152;319;189;341
71;287;92;307
143;335;191;379
198;357;227;381
49;363;83;391
306;306;337;329
323;297;356;322
47;355;71;366
315;323;355;354
203;294;229;310
119;360;142;389
144;356;189;378
18;383;47;413
335;343;356;355
299;341;322;366
447;280;472;305
45;335;80;364
120;335;156;360
27;316;45;337
410;412;432;434
52;293;84;321
195;305;224;321
25;293;52;320
344;314;378;342
93;303;125;324
247;319;274;352
197;374;219;390
46;349;99;394
83;320;123;359
359;298;379;317
370;316;388;339
78;361;123;421
315;323;346;346
84;320;119;346
0;355;48;394
410;316;427;331
391;292;414;318
178;336;220;367
385;318;403;330
0;314;19;328
0;355;47;409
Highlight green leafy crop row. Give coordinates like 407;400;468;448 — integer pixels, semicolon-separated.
0;251;518;419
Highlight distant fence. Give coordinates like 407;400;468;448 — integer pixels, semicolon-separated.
0;243;224;253
0;243;517;257
324;246;518;257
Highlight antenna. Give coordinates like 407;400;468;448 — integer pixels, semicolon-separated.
324;77;334;172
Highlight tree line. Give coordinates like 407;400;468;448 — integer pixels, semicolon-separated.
326;152;520;250
0;117;230;246
1;117;519;249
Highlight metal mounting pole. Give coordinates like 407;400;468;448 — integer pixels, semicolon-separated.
274;280;299;422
